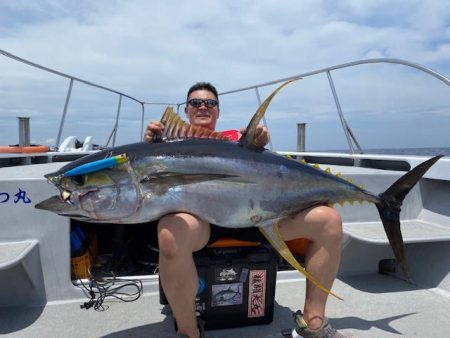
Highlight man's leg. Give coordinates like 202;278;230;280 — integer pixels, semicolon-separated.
279;206;343;330
158;213;211;338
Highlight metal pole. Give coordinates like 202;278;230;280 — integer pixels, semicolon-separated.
140;103;145;141
18;117;31;165
18;117;31;147
112;94;123;146
297;123;306;152
326;71;357;153
56;78;74;148
254;87;274;150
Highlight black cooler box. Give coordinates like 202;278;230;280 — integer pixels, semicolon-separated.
193;244;277;330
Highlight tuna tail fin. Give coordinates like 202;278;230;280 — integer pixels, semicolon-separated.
259;223;343;300
239;78;300;150
376;155;443;280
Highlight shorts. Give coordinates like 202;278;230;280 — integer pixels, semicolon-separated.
147;220;268;249
207;224;268;246
151;220;308;256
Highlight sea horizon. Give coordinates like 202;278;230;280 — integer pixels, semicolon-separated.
318;146;450;157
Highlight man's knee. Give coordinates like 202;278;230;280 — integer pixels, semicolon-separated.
158;214;189;260
312;206;343;241
322;207;343;240
157;213;210;259
158;228;180;260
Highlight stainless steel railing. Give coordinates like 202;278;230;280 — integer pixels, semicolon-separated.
2;49;449;152
214;58;450;153
0;49;152;147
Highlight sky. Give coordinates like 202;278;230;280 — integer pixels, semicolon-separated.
0;0;449;152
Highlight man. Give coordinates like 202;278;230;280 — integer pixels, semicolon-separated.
145;82;344;338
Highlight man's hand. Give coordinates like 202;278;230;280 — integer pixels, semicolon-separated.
239;125;270;148
144;121;164;142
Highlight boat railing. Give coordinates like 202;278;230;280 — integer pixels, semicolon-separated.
162;58;450;153
2;49;450;152
214;58;450;153
0;49;177;148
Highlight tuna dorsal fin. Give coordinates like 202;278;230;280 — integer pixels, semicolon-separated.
238;78;300;150
159;106;231;141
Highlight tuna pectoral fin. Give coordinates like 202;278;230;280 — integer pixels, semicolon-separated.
141;172;238;185
141;172;244;195
259;223;343;301
377;155;443;280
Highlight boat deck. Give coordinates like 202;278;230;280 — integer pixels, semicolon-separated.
2;52;450;338
1;272;449;337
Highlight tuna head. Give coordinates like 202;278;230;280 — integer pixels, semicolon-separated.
36;161;141;222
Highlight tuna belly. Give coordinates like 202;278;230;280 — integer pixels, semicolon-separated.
162;180;287;228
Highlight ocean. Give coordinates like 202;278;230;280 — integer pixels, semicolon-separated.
328;147;450;157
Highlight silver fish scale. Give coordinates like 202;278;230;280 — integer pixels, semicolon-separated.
38;139;377;225
129;140;376;227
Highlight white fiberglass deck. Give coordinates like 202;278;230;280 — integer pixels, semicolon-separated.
1;272;449;338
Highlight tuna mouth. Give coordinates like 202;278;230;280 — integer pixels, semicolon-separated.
63;214;90;219
44;172;57;179
35;194;90;219
35;195;77;215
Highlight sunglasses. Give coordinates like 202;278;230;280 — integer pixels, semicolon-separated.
187;99;218;108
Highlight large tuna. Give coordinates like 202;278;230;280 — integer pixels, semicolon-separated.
36;80;441;299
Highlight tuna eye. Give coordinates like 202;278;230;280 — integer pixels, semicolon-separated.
71;175;86;186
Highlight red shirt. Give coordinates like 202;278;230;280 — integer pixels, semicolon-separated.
219;129;240;141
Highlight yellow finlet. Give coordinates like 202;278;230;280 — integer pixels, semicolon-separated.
313;164;320;169
347;178;352;183
348;199;354;206
300;158;307;164
325;167;331;173
285;154;293;159
335;172;342;178
338;200;345;207
259;223;343;301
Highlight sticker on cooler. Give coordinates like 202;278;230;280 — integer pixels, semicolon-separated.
216;267;238;282
248;270;266;318
211;283;243;307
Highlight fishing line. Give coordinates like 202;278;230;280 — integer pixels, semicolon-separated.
75;273;143;311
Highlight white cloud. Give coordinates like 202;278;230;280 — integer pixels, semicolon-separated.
1;0;449;150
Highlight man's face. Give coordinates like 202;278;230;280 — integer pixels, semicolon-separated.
185;89;220;130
